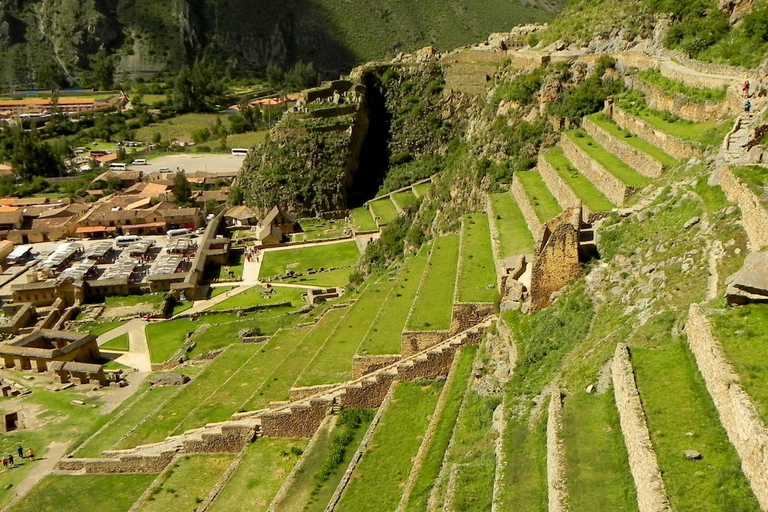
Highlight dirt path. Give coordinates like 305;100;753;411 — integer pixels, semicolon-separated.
1;441;68;511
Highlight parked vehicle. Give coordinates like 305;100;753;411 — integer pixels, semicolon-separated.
115;235;140;247
166;228;191;240
132;159;147;165
109;163;128;170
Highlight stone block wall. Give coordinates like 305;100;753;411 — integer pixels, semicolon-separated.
547;390;568;512
686;305;768;510
627;76;731;123
181;424;254;454
611;105;698;161
537;153;582;211
289;384;336;401
65;451;177;474
529;209;582;311
612;344;671;512
259;398;330;438
560;134;632;206
511;174;544;240
352;355;403;378
339;374;396;409
582;116;664;177
451;303;495;333
715;166;768;250
401;330;451;357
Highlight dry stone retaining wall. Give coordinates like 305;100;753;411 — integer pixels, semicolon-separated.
537;154;582;211
401;330;451;357
352;354;403;378
686;305;768;510
627;76;731;123
560;134;632;206
582;116;664;177
611;105;698;161
612;343;671;512
289;384;336;401
452;302;495;333
714;166;768;250
511;174;544;240
547;390;568;512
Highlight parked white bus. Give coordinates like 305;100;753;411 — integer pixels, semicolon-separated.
166;228;191;240
132;159;147;165
231;148;249;156
115;235;140;247
109;163;128;170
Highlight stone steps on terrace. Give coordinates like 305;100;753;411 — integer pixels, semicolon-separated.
722;113;765;166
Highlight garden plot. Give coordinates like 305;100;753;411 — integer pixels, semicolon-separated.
258;241;361;287
407;235;460;331
489;192;535;258
368;197;400;226
349;207;378;232
457;213;498;303
632;343;760;511
542;147;615;212
566;131;650;188
208;438;307;512
517;170;563;223
358;245;431;355
336;381;443;511
296;275;397;387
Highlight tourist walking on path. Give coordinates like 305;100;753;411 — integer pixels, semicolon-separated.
743;80;750;97
16;446;22;459
26;448;34;461
2;458;7;469
8;454;14;467
745;100;752;113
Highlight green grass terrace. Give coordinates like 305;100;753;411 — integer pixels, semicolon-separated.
637;68;728;103
406;235;460;331
489;193;535;258
349;207;378;232
11;474;154;512
516;170;563;223
258;241;361;287
587;112;679;169
457;213;497;303
391;189;419;211
566;130;651;188
542;147;615;212
731;166;768;211
368;197;399;226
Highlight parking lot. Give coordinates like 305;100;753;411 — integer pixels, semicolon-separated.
130;154;246;175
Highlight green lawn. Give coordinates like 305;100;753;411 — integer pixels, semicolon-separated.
632;343;761;511
258;241;361;287
141;454;234;512
566;131;651;187
209;438;307;512
405;345;476;511
517;170;563;223
336;381;443;512
209;286;305;311
145;318;199;364
368;198;400;226
562;390;638;512
10;474;154;512
457;213;498;303
104;293;166;311
349;207;378;232
732;166;768;211
134;113;230;143
711;304;768;426
407;235;460;331
413;182;431;198
489;193;535;258
543;147;615;212
358;245;430;355
296;276;396;387
588;113;679;168
275;412;374;512
391;190;419;211
73;386;178;458
101;333;129;352
296;218;347;241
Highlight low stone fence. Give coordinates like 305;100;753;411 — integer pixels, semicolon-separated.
59;449;176;474
611;105;699;161
612;343;671;512
686;305;768;510
714;166;768;250
511;173;544;240
561;134;634;206
176;301;293;319
582;116;664;177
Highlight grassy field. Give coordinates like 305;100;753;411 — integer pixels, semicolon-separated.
296;276;396;387
276;412;374;512
145;318;199;363
566;131;651;187
208;286;305;311
543;147;615;212
101;333;129;351
588;113;678;168
489;193;535;258
632;343;761;511
391;189;419;211
368;198;399;226
517;170;563;223
10;474;155;512
457;214;498;303
732;166;768;210
562;390;638;511
413;182;431;197
404;345;476;511
74;386;178;457
358;245;430;355
349;207;378;232
141;454;234;512
209;438;307;511
407;235;460;331
711;304;768;425
294;218;347;242
258;241;360;287
336;381;443;511
134;113;229;143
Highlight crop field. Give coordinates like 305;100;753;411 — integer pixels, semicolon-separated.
336;380;443;511
407;235;460;331
489;193;535;258
358;245;431;355
543;147;615;212
517;170;563;222
457;213;498;303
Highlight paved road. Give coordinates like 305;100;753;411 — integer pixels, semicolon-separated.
131;154;246;175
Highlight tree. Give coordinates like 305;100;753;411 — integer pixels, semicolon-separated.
9;129;65;181
170;57;226;113
229;184;245;205
172;171;192;204
89;51;115;90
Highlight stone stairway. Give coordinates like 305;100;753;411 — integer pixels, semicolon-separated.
722;112;766;166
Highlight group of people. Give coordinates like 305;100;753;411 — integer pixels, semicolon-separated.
2;446;34;469
244;247;260;263
743;81;752;113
